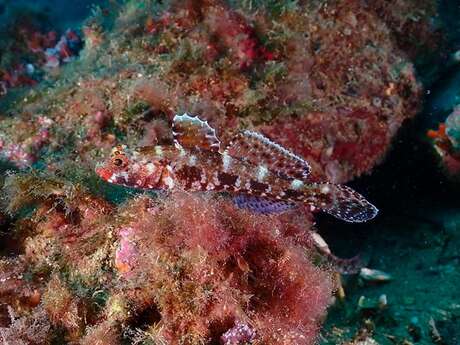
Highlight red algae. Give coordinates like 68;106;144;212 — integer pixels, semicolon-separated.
0;172;332;344
114;192;333;344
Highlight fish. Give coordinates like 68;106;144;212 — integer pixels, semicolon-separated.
95;113;378;223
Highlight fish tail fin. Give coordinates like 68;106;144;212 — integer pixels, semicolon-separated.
306;183;378;223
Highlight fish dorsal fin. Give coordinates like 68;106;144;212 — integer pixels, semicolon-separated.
172;113;221;152
225;130;311;181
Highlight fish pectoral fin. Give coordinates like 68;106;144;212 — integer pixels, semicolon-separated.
316;183;378;223
233;195;297;214
172;113;221;152
225;130;311;181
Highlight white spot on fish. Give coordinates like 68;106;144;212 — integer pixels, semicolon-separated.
321;185;331;194
257;165;269;182
191;180;202;189
235;177;241;188
311;232;330;253
188;155;197;166
291;179;304;190
200;172;207;184
175;144;186;157
132;163;141;173
212;172;220;186
222;152;232;172
117;171;129;182
162;165;175;189
154;146;163;157
107;172;128;184
146;163;156;175
164;176;175;189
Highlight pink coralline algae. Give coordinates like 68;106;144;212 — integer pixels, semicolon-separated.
0;115;52;168
221;321;256;344
44;29;83;68
114;227;139;276
0;25;82;96
202;3;274;69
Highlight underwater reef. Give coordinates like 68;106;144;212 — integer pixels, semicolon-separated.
1;174;332;344
0;0;445;344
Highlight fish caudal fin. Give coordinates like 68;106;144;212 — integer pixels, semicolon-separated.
310;183;378;223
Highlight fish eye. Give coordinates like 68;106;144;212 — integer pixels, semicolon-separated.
113;158;123;166
111;154;128;168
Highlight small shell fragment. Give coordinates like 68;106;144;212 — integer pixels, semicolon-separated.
357;294;388;311
378;294;388;309
355;338;379;345
359;267;392;282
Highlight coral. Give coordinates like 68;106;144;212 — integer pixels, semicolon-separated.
79;320;121;345
114;227;139;275
446;107;460;150
42;275;86;340
0;258;42;317
427;107;460;176
202;2;273;69
44;29;83;68
220;321;256;344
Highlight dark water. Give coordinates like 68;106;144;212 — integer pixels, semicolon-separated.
318;2;460;342
0;0;100;31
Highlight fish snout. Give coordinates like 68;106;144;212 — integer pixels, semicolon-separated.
95;163;113;181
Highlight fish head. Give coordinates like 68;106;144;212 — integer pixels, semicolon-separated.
95;145;166;189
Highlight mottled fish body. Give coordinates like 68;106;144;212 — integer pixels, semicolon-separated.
96;114;378;223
